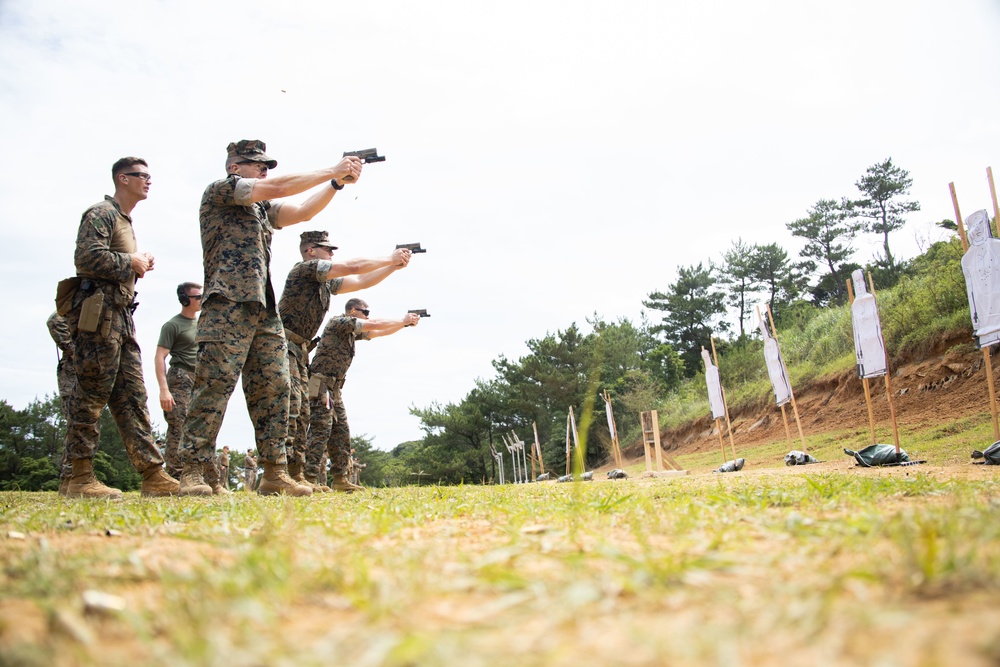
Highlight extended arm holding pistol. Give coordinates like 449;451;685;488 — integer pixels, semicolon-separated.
396;242;426;254
405;309;430;326
341;148;385;182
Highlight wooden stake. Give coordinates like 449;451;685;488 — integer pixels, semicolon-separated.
565;412;571;476
710;336;737;460
532;421;545;474
779;404;793;449
569;406;581;473
715;418;728;464
988;167;999;238
952;181;1000;440
848;278;879;445
867;272;901;454
765;304;808;452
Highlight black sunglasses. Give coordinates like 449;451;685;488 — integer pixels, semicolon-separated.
355;308;370;316
123;172;152;181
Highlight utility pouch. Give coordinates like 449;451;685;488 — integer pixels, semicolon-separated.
308;374;324;399
100;309;113;338
55;277;82;316
78;291;105;333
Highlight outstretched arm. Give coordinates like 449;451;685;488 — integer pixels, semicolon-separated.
328;247;411;282
361;312;421;339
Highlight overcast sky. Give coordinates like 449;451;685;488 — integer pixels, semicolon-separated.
2;1;999;453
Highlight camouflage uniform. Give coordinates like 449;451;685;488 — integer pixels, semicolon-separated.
46;312;76;480
244;451;257;490
309;315;370;476
180;171;291;465
62;197;164;471
157;313;197;477
279;231;343;479
217;448;230;488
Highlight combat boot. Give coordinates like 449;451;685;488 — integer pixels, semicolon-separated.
331;473;363;493
258;462;312;497
141;466;180;497
287;459;307;483
178;463;212;496
303;474;332;493
66;459;123;500
203;461;230;495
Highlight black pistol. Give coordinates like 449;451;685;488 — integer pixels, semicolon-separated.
396;242;426;254
341;148;385;182
406;309;430;327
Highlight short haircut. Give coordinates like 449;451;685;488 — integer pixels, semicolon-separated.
111;157;147;179
178;282;203;303
344;297;368;314
299;241;317;255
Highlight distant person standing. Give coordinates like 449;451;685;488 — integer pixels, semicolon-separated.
46;311;76;495
217;446;231;490
310;299;420;492
279;230;411;491
178;140;363;496
154;282;202;478
243;449;258;491
59;157;178;499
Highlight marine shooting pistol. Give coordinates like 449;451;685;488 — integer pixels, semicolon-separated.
406;309;430;327
396;242;426;254
341;148;385;182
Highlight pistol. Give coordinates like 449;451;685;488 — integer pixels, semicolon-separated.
396;242;426;254
406;309;430;327
341;148;385;182
343;148;386;164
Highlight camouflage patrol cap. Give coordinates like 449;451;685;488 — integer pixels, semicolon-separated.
300;230;337;250
226;139;277;169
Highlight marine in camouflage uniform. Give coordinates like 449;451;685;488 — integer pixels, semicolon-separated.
279;230;411;490
309;298;420;492
243;449;258;491
154;282;202;479
177;139;364;497
60;157;178;499
46;311;76;490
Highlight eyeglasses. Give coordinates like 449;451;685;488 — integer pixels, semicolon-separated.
355;308;370;316
123;172;152;181
189;294;203;300
238;160;268;174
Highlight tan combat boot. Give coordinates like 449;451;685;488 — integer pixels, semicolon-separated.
303;474;332;493
141;466;180;497
258;462;312;496
287;459;307;483
178;463;212;496
66;459;123;500
331;473;363;493
203;461;230;495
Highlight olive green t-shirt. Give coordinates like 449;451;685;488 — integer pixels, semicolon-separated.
157;314;198;372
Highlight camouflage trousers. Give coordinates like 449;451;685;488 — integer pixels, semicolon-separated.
56;354;77;479
285;341;310;469
307;380;350;476
63;302;163;472
244;464;258;490
180;297;290;465
162;365;194;478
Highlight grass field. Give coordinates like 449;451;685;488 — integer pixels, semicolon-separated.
3;424;1000;667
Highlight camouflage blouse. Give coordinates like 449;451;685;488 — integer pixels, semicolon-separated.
199;175;284;306
309;315;370;383
74;196;138;295
278;260;344;340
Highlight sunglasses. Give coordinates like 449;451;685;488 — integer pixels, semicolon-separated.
355;308;370;316
237;160;268;174
189;294;203;300
123;172;152;181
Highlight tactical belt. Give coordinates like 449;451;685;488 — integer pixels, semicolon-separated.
285;327;320;353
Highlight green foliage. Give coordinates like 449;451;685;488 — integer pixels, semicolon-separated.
851;157;921;274
644;262;727;375
787;198;861;306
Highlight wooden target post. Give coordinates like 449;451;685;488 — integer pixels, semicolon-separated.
847;274;902;453
846;279;879;445
710;337;738;461
639;410;686;476
760;304;808;452
602;389;624;468
532;421;545;476
566;406;581;475
951;180;1000;441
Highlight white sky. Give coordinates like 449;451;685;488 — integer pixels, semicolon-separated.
2;0;999;452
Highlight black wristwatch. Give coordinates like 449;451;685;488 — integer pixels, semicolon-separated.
330;179;344;190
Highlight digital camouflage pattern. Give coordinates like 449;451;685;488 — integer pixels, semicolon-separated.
162;365;194;477
47;312;76;479
199;175;283;306
63;198;163;472
308;315;370;476
180;172;291;466
180;298;290;464
279;259;343;472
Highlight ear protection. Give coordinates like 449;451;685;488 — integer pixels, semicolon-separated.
177;284;190;307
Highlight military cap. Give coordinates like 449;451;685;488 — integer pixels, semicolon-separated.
226;139;277;169
300;230;337;250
